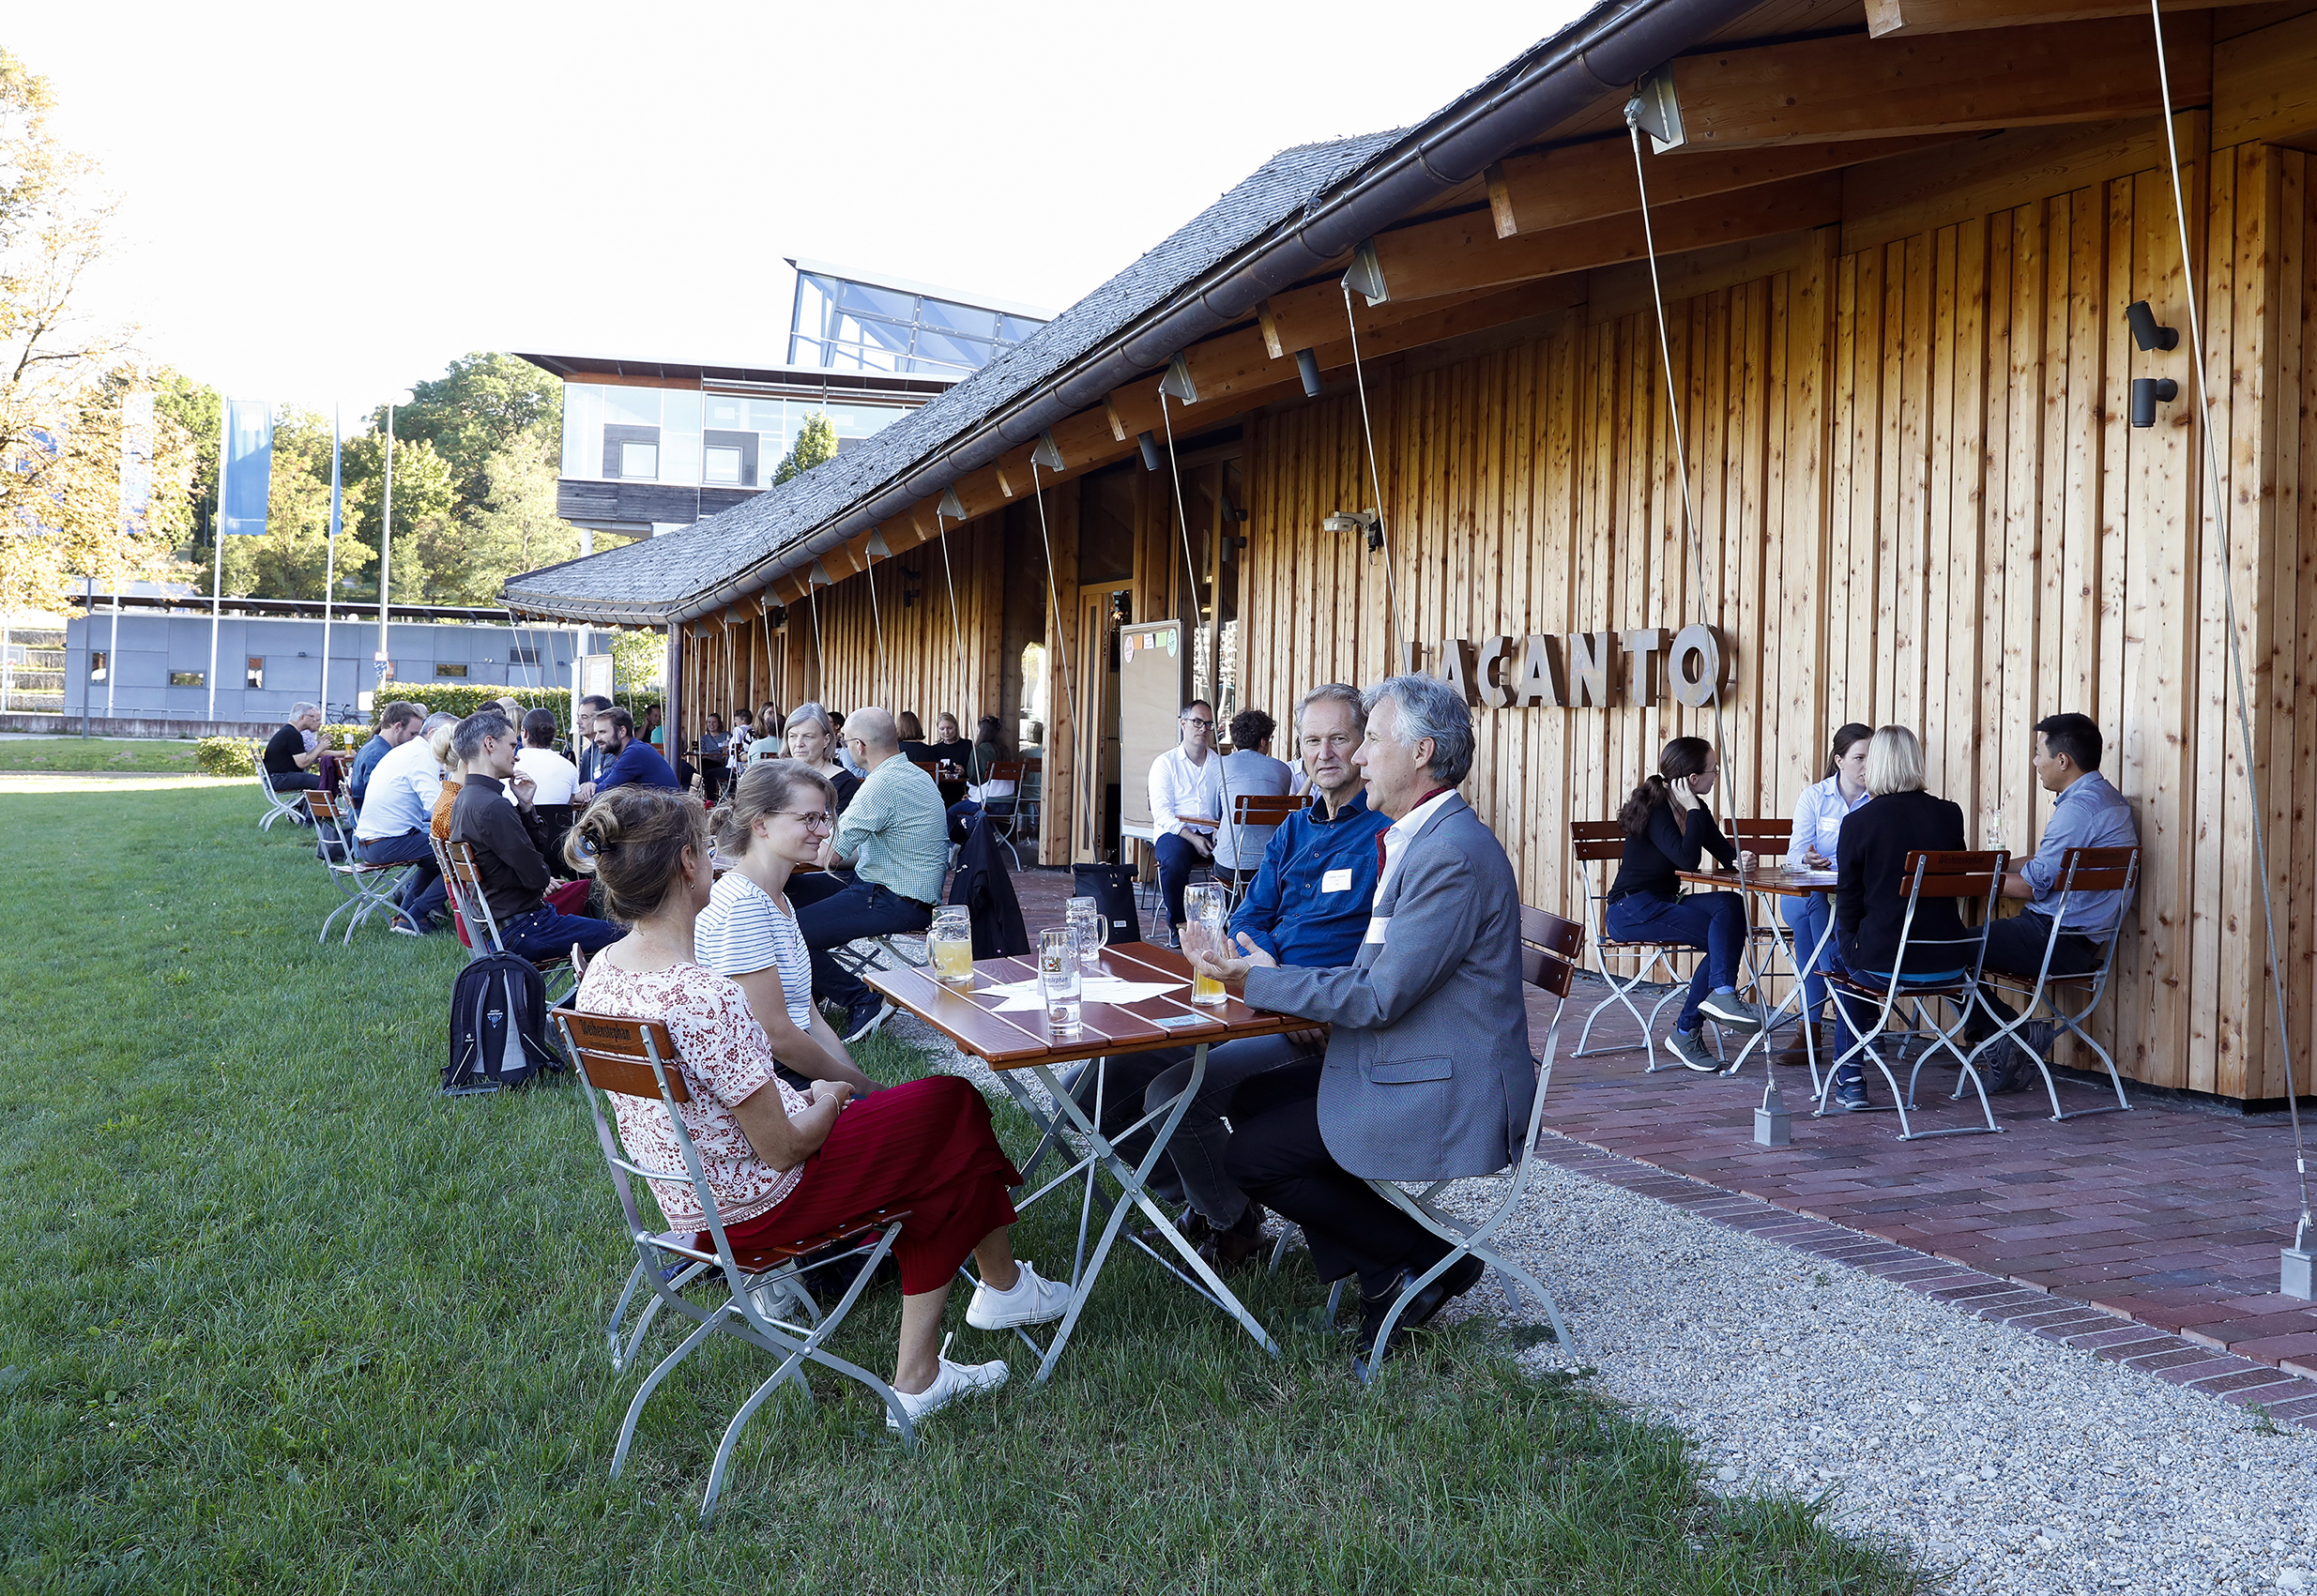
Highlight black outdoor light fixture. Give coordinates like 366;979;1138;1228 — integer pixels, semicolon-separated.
2130;376;2179;429
1296;347;1322;398
1137;430;1161;471
1323;509;1383;551
2125;299;2179;352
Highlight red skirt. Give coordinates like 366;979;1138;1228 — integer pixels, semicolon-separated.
711;1074;1020;1294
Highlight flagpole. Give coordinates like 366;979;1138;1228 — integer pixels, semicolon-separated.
376;401;394;691
206;404;228;722
321;403;341;720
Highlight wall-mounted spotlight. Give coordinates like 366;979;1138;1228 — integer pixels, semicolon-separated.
1323;509;1383;551
2125;300;2179;352
1137;430;1161;471
1295;347;1322;398
2130;376;2178;429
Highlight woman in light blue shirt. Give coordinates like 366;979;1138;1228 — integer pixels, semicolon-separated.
1778;722;1873;1060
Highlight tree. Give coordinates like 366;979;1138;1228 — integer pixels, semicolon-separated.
336;431;456;603
772;412;839;485
0;49;197;613
608;628;663;691
215;407;375;600
386;352;561;510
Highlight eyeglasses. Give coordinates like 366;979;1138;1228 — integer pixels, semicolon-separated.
772;810;835;831
1181;718;1213;730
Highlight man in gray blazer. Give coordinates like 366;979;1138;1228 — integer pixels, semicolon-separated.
1185;673;1535;1373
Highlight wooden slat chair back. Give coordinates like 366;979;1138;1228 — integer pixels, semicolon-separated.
1968;844;2142;1121
1817;847;2010;1141
303;789;413;944
1352;905;1585;1384
1567;818;1694;1073
443;839;581;1003
1218;792;1303;903
552;1006;920;1519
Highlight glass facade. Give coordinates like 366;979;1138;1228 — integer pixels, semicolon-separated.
558;385;912;489
789;269;1047;377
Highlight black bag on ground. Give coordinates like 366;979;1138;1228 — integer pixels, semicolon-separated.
949;813;1031;959
1071;861;1142;947
444;952;562;1094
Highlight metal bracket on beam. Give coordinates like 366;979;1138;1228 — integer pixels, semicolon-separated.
1343;239;1388;306
938;487;968;521
1029;431;1065;471
1628;64;1685;153
808;560;834;587
1160;355;1198;404
866;527;891;559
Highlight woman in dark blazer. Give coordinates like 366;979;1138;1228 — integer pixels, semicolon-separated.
1824;725;1972;1111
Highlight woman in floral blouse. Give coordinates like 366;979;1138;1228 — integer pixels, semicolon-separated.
566;785;1071;1428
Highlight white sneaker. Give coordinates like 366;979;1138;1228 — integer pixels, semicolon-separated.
884;1354;1009;1430
964;1261;1075;1330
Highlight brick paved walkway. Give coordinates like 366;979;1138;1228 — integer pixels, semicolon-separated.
998;862;2317;1409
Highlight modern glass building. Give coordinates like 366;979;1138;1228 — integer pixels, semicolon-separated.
521;264;1051;540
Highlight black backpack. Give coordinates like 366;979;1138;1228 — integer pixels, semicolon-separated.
444;952;562;1095
1071;861;1143;947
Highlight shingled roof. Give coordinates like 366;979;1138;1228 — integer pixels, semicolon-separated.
503;0;1756;626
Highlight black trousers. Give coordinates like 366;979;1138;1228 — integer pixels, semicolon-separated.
789;871;932;1011
1224;1060;1447;1299
1969;912;2104;1037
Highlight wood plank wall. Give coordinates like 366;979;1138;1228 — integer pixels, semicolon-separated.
1239;143;2313;1101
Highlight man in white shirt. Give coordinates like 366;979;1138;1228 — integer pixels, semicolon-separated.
1147;699;1223;944
355;710;457;935
514;707;582;868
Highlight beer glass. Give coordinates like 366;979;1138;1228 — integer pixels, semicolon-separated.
1038;928;1082;1036
1182;883;1228;1006
1066;894;1106;972
927;906;975;985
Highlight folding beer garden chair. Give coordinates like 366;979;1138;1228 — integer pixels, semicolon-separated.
255;754;308;832
1817;848;2010;1140
1568;819;1696;1072
1222;793;1303;908
442;840;577;1005
980;759;1030;871
553;1008;919;1521
1961;844;2142;1121
303;790;412;944
1354;905;1585;1383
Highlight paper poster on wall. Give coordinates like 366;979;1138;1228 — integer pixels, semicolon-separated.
1118;620;1184;833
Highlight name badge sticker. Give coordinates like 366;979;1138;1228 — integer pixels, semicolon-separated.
1364;915;1391;945
1321;868;1353;893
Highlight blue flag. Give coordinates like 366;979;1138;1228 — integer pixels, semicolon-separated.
221;399;271;536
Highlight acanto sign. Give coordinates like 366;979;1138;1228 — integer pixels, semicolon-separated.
1425;625;1730;708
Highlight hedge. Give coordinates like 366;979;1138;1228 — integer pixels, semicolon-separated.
196;689;668;776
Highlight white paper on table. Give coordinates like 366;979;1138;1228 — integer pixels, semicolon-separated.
974;976;1185;1012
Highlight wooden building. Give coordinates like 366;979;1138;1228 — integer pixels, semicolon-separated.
506;0;2317;1105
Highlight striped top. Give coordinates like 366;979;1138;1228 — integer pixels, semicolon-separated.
694;870;816;1034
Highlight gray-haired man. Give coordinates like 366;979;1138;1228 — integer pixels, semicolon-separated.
1188;674;1534;1374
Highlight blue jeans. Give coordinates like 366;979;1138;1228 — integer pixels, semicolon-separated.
1781;891;1837;1025
500;904;626;962
358;830;446;931
1606;890;1746;1032
790;874;933;1011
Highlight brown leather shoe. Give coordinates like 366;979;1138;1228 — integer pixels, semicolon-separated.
1196;1205;1268;1273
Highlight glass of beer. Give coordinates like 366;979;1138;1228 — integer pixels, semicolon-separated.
1066;894;1105;972
1038;928;1082;1036
1183;884;1228;1006
928;906;975;986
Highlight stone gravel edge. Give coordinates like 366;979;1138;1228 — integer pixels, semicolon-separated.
1530;1132;2317;1431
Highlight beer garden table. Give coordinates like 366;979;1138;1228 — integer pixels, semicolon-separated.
863;942;1294;1383
1676;864;1838;1090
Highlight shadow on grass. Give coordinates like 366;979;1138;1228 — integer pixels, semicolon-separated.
0;785;1930;1595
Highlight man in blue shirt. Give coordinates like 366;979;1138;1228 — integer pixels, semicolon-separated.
348;701;424;817
1075;682;1391;1271
577;707;679;798
1971;712;2140;1089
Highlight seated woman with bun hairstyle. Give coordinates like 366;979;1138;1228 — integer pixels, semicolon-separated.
564;784;1073;1427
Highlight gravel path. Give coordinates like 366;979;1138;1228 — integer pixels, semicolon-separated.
881;1001;2317;1595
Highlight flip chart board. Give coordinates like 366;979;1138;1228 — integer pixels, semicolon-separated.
1118;620;1184;832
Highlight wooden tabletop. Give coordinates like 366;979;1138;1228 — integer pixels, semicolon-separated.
1678;864;1837;898
864;943;1297;1070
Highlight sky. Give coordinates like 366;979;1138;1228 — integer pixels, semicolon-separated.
11;0;1591;417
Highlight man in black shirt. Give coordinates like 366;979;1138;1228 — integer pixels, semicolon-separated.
262;704;328;817
446;712;624;961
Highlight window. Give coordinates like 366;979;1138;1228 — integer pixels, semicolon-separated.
603;423;661;479
788;268;1050;377
88;650;107;681
169;670;204;688
509;646;541;666
434;662;469;678
246;656;264;691
702;429;758;488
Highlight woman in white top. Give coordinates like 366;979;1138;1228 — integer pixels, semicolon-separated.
1777;722;1874;1062
695;761;881;1097
566;783;1073;1426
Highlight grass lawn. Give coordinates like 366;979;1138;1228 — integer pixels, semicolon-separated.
0;737;204;774
0;782;1929;1595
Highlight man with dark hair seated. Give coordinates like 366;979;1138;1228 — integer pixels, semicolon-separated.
447;712;625;961
1968;711;2140;1090
350;701;425;816
576;707;679;800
